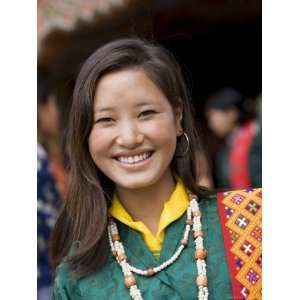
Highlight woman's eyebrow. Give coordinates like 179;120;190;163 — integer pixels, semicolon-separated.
135;101;156;107
94;106;114;113
94;101;156;113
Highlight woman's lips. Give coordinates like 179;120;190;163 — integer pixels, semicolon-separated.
113;151;154;170
115;151;152;164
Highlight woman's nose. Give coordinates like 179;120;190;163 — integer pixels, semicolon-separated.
116;122;144;148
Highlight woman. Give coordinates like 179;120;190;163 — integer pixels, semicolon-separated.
38;69;68;198
205;88;262;189
51;38;262;300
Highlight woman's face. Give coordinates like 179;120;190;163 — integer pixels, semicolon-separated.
206;108;238;137
88;68;182;191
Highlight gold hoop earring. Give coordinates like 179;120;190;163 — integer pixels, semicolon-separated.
176;132;190;157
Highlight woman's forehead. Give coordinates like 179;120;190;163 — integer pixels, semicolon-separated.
93;69;169;110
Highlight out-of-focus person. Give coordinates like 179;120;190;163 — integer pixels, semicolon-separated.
37;69;67;198
37;143;61;300
38;70;65;299
205;87;261;189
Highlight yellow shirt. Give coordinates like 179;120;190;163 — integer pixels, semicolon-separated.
109;179;189;259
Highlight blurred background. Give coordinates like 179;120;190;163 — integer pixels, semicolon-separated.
37;1;261;297
37;0;261;191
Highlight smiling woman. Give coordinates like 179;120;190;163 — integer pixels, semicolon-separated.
51;38;262;300
89;68;182;192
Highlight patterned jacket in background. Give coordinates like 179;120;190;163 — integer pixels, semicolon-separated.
38;144;61;289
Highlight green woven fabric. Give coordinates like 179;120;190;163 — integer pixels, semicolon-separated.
53;195;232;300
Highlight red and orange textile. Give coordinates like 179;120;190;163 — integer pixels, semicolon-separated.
217;188;262;300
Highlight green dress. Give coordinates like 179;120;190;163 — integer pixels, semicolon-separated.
53;194;232;300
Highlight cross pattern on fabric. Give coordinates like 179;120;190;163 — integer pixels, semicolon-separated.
218;188;262;300
235;214;250;229
240;240;255;256
230;193;245;205
246;269;260;285
245;200;261;215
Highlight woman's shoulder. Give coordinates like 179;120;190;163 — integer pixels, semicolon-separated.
53;242;87;299
200;188;262;204
53;262;83;300
54;254;118;299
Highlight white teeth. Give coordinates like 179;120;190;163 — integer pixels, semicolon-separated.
117;152;151;164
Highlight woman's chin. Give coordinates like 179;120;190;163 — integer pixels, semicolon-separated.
115;179;153;191
113;172;158;191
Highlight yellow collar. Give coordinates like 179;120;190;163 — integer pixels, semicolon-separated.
109;178;189;255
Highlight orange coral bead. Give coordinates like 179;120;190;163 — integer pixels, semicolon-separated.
193;230;204;239
189;194;198;201
146;268;155;276
192;210;201;217
194;249;207;260
196;275;208;287
185;219;192;225
181;239;188;246
112;234;120;241
124;275;136;288
117;254;127;262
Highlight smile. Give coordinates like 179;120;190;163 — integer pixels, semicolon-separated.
115;151;153;165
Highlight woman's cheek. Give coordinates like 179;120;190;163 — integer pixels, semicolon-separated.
150;118;177;137
89;127;110;153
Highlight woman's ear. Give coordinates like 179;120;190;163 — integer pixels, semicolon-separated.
174;106;183;136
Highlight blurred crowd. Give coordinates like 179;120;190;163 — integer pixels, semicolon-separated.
201;87;261;190
37;70;261;299
37;70;66;300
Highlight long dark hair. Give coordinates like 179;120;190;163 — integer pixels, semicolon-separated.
51;38;208;278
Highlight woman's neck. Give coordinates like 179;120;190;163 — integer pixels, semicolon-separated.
116;171;176;236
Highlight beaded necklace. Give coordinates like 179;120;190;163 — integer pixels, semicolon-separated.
107;192;208;300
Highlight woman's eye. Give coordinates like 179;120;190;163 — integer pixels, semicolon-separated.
139;110;156;118
95;117;114;124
